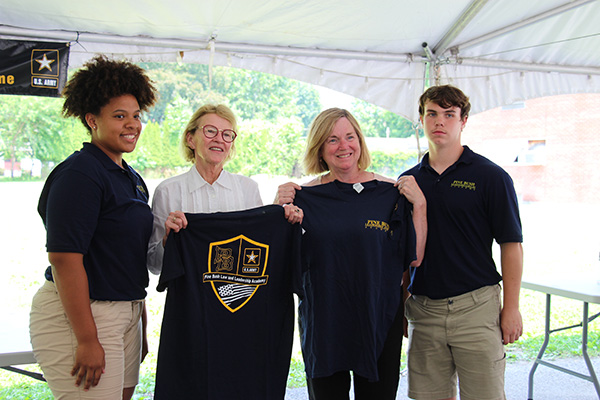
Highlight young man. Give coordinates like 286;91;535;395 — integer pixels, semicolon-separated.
401;85;523;400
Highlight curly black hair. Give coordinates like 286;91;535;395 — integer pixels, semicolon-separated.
62;55;157;132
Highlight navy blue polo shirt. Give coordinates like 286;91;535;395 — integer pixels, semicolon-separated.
402;146;522;299
38;142;152;301
294;180;416;381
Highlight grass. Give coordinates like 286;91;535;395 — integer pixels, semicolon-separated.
0;378;51;400
287;357;309;389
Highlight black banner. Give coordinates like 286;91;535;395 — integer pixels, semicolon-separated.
0;39;70;97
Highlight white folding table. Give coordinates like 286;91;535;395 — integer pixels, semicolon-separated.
522;278;600;399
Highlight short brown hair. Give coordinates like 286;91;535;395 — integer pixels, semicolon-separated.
303;108;371;175
62;55;157;132
180;104;238;163
418;85;471;120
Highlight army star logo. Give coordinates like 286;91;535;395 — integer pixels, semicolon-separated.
203;235;269;313
246;251;258;263
35;54;55;72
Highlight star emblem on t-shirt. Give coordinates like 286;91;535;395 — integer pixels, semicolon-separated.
246;251;258;264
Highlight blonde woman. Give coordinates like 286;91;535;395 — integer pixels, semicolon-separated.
275;108;426;400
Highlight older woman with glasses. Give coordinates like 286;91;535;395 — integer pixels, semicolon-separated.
147;104;278;274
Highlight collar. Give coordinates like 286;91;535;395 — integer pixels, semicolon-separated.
82;142;132;172
186;166;233;193
418;145;475;172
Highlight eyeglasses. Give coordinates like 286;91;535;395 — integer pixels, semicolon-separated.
198;125;237;143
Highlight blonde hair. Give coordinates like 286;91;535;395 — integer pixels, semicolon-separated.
180;104;238;163
303;108;371;175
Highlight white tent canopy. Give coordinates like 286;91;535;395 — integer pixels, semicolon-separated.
1;0;599;121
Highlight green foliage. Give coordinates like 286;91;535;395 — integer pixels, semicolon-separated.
0;63;420;181
227;117;305;177
0;63;322;177
0;95;88;178
295;84;321;130
32;117;89;163
369;150;418;178
140;63;322;130
220;68;321;127
352;98;416;138
139;62;223;124
133;371;157;399
127;121;185;173
127;96;194;175
287;357;308;388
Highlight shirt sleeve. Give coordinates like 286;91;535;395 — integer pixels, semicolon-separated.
45;169;102;254
390;196;417;271
147;183;171;275
250;181;263;207
254;185;263;207
156;229;185;292
488;169;523;244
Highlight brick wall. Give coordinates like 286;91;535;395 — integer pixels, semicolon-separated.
461;93;600;204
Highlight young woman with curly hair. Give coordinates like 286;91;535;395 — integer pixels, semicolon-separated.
29;55;157;400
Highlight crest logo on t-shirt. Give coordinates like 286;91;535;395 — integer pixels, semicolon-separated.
203;235;269;313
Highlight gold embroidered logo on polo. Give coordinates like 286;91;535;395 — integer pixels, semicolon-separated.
203;235;269;313
451;180;476;191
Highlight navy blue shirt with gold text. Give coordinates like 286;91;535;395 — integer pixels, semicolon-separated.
402;146;523;299
294;180;416;382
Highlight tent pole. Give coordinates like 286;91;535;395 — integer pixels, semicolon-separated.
414;62;433;161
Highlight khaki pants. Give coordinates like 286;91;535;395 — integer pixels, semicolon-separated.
405;285;506;400
30;280;143;400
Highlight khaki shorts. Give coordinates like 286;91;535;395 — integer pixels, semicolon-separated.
30;280;143;400
405;285;506;400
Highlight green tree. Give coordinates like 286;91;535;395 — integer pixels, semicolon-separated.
0;95;87;177
221;68;321;127
30;111;89;167
128;121;174;175
134;63;320;177
1;64;434;181
129;97;193;175
140;63;322;130
227;117;305;177
351;99;415;138
140;62;228;124
369;151;418;178
0;96;34;177
295;83;321;130
161;96;194;160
